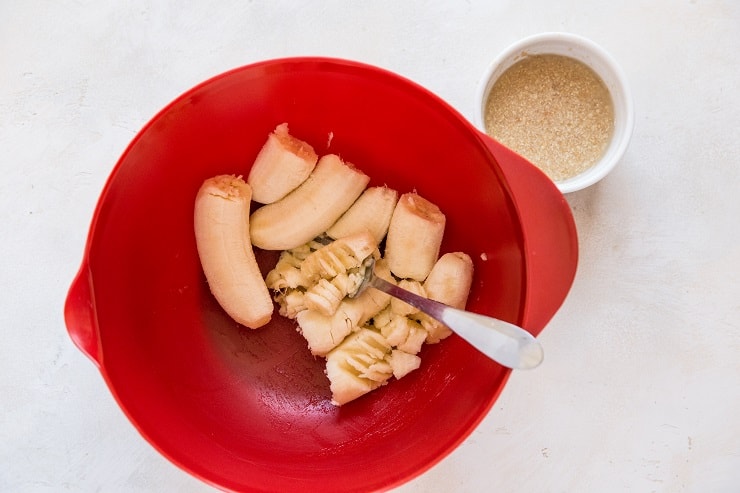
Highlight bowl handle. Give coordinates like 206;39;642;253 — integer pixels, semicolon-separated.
478;133;579;335
64;259;102;366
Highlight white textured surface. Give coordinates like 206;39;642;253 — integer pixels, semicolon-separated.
2;1;739;492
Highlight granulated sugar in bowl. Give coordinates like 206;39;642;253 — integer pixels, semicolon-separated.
476;32;634;193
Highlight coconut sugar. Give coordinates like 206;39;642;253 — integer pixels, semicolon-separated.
484;54;614;182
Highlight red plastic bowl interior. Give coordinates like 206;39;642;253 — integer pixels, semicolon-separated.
65;58;577;493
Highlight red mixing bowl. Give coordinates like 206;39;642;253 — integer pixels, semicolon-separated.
64;57;577;492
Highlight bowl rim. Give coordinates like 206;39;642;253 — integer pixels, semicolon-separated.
475;32;635;193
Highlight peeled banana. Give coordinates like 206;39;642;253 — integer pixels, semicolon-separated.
250;154;370;251
194;175;273;329
423;252;474;309
421;252;475;343
247;123;318;204
326;186;399;244
384;192;446;281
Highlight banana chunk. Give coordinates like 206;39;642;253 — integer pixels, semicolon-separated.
247;123;318;204
265;238;326;291
327;186;399;243
293;260;393;356
300;231;377;284
388;350;421;379
384;192;446;281
194;175;273;329
250;154;370;251
421;252;475;343
325;328;393;406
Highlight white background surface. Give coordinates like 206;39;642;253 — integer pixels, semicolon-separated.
2;1;739;492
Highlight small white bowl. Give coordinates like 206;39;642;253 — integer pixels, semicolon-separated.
476;32;634;194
